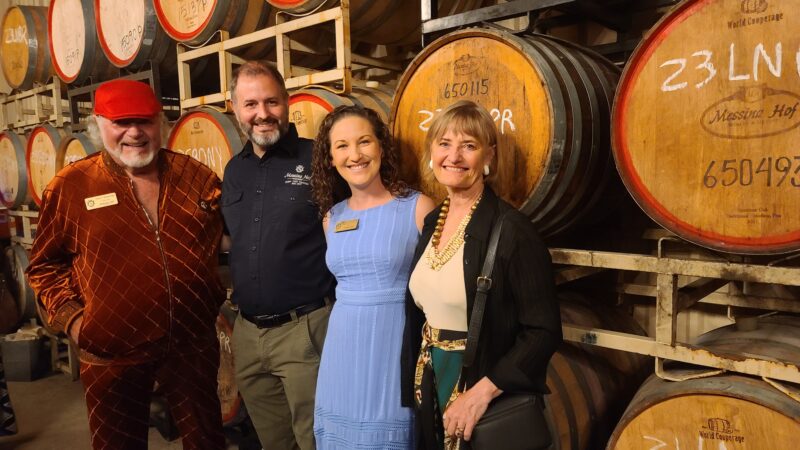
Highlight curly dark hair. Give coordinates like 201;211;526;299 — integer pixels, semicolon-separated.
311;105;409;216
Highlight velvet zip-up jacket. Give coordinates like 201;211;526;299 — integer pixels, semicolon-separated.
26;150;225;363
401;187;562;405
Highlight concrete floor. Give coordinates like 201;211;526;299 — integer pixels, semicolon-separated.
0;373;184;450
0;372;257;450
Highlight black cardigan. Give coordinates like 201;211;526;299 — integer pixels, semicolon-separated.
401;187;562;406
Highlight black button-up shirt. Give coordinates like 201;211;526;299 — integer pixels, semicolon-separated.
221;124;335;315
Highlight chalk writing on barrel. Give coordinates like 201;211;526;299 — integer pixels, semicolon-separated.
417;108;516;134
659;42;798;92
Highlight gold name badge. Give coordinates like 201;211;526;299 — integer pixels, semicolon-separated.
334;219;359;233
84;193;119;210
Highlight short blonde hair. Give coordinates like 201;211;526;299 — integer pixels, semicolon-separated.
423;100;499;186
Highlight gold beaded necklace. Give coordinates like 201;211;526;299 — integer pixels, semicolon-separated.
425;194;482;271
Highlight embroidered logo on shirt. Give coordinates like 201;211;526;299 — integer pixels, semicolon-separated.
284;172;311;186
84;193;119;210
296;165;304;173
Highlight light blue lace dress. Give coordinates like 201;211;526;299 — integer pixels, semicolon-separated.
314;192;420;449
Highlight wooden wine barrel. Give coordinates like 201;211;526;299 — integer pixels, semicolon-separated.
1;6;53;90
55;132;98;169
266;0;485;45
0;131;30;209
48;0;117;85
613;0;800;254
546;295;652;450
390;28;619;236
4;244;36;321
608;315;800;450
94;0;176;72
216;302;245;427
288;86;393;139
167;108;245;180
153;0;272;47
26;124;66;207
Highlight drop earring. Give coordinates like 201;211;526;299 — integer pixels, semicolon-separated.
428;160;433;170
483;164;490;176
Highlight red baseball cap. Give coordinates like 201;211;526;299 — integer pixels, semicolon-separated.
94;79;161;120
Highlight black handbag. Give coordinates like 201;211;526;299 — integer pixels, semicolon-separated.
463;212;551;450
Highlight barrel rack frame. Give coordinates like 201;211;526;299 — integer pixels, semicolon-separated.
551;244;800;390
7;205;37;249
420;0;681;59
0;78;70;130
175;0;403;112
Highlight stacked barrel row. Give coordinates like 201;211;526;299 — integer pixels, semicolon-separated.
4;2;797;245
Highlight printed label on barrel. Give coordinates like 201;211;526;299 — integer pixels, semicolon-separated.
392;35;551;207
50;0;86;79
613;394;797;449
0;137;21;205
98;1;146;63
615;0;800;251
168;112;235;180
1;8;29;86
701;86;800;139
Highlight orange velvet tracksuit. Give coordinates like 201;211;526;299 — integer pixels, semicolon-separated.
26;150;226;449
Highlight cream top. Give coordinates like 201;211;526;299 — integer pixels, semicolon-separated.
409;237;468;332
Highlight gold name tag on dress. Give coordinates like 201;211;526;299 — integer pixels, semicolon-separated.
84;193;119;210
334;219;359;232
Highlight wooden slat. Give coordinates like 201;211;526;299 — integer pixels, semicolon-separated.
619;283;800;313
562;324;800;384
285;69;349;90
551;248;800;286
422;0;574;35
554;266;607;285
180;94;229;110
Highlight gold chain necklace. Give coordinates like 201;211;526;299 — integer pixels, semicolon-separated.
425;195;482;271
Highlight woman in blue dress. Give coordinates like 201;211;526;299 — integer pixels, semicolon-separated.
311;105;435;449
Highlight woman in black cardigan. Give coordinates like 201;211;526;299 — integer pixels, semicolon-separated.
401;100;562;449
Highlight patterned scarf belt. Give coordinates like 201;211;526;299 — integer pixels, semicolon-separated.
414;322;467;450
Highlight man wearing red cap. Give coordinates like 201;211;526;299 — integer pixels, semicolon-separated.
26;79;226;449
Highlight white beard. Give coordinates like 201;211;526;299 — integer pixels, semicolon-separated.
107;146;158;169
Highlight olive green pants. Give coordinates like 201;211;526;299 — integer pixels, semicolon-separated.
233;305;331;450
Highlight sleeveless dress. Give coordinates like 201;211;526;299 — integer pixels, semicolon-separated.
314;192;420;449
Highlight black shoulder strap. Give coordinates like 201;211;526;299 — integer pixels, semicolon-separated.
462;211;508;368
